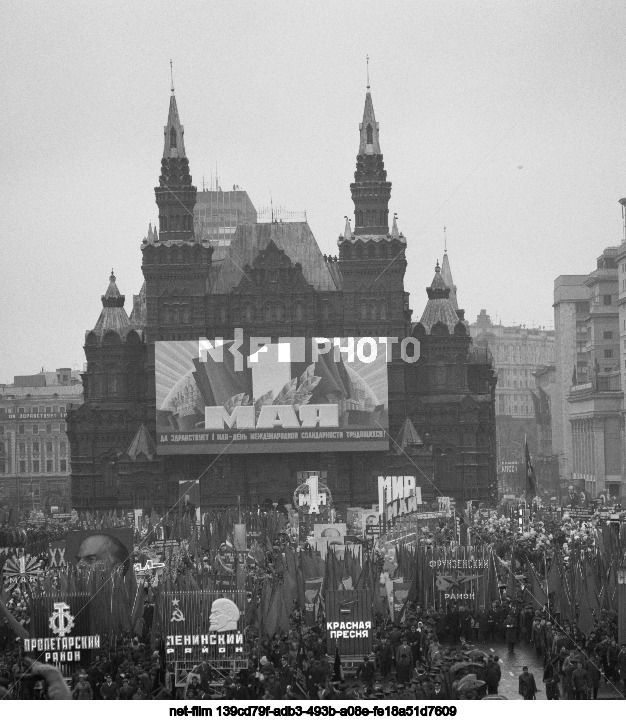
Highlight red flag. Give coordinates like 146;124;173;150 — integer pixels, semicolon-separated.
525;438;537;498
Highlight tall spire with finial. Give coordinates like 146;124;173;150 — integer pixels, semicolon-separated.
155;65;197;242
440;227;458;310
350;57;391;236
366;54;370;90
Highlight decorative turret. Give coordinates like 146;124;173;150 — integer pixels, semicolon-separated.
154;81;197;242
391;213;399;238
419;262;460;333
343;216;353;240
88;270;132;341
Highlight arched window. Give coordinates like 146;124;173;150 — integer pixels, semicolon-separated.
243;304;253;322
275;304;284;321
370;304;377;321
360;304;368;321
293;302;304;322
264;305;273;322
366;123;373;144
170;127;177;149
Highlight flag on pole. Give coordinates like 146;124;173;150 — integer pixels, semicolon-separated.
525;437;537;499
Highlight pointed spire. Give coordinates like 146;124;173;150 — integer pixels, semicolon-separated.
163;83;186;159
391;213;399;237
395;417;423;455
127;423;157;461
366;54;370;90
343;216;353;240
359;87;381;155
147;222;154;244
349;67;392;238
440;231;458;310
156;82;196;242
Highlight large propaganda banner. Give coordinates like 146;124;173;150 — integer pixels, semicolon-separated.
159;590;247;665
325;589;373;658
155;337;389;454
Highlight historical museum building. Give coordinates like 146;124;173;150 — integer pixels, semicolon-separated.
67;82;497;512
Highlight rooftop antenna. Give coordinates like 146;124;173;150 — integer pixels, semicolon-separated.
444;225;447;253
366;54;370;90
170;59;174;93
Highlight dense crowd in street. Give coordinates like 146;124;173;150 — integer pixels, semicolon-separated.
1;500;625;701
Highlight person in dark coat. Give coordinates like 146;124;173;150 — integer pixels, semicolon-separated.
572;661;588;700
505;614;517;653
356;655;375;692
485;656;501;695
100;674;119;700
586;654;602;700
477;610;489;643
396;653;413;684
378;638;393;679
542;658;560;700
518;666;538;699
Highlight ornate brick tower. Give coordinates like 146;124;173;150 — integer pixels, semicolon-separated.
337;82;411;339
67;272;154;510
141;87;214;345
155;85;197;242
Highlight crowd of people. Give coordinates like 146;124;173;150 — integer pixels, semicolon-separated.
1;500;625;701
2;593;622;701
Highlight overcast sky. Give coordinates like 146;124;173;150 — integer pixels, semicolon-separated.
2;1;626;382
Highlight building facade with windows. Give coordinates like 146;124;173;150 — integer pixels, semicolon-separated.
0;369;83;514
567;247;622;498
552;244;626;500
469;310;555;496
67;83;497;512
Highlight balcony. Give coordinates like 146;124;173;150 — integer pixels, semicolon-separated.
570;372;621;395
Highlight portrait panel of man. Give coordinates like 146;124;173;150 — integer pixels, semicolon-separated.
65;528;133;574
208;598;240;633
